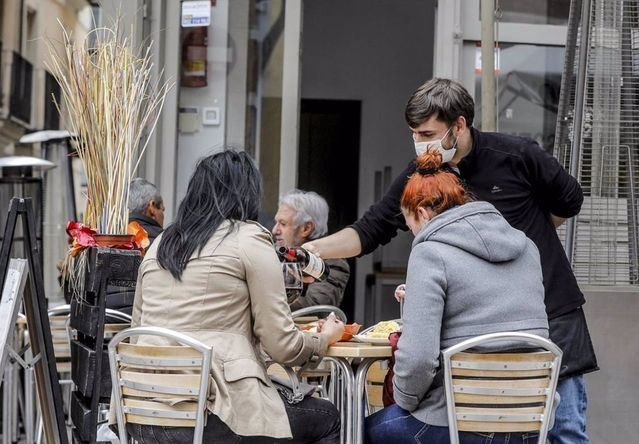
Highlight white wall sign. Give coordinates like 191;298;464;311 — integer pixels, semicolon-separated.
182;1;211;28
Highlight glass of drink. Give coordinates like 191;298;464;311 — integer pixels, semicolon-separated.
282;262;303;304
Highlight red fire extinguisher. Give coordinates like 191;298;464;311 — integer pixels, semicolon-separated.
181;26;208;87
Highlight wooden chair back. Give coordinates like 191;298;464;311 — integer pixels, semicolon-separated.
48;305;72;373
442;332;562;444
108;326;212;444
365;360;388;411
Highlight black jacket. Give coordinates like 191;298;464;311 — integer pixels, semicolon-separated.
353;128;584;319
352;128;598;376
129;212;163;244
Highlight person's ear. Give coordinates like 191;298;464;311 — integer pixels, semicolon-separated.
456;116;467;132
416;206;429;220
145;200;158;217
300;221;315;239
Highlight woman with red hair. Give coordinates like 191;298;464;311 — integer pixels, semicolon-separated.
365;150;550;444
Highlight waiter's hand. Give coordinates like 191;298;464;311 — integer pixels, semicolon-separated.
300;244;320;283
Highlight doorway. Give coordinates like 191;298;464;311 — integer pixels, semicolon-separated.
298;99;361;320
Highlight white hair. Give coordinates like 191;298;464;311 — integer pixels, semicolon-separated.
128;178;162;214
279;189;329;240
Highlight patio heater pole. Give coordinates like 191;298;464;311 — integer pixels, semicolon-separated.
480;0;496;132
565;0;592;263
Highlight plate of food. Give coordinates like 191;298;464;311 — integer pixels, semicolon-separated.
301;322;362;341
352;320;402;345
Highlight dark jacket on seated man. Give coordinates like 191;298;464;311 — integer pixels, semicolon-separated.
129;212;163;244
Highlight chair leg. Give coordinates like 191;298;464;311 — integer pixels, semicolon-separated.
24;365;36;444
2;365;11;444
11;363;19;443
35;414;43;444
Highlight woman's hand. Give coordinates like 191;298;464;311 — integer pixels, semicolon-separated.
317;312;345;345
394;284;406;302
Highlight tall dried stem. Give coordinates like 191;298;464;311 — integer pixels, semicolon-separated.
47;22;173;299
46;24;173;234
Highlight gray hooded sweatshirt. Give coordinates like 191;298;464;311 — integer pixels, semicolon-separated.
393;201;549;426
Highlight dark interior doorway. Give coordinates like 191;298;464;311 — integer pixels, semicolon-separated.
298;99;361;321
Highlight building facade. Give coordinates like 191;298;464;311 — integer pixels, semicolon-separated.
0;0;93;154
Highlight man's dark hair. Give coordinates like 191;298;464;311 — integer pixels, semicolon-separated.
157;149;261;280
405;78;475;128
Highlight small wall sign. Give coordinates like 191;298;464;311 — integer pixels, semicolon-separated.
182;1;211;28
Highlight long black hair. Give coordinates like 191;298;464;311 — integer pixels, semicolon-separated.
157;149;261;280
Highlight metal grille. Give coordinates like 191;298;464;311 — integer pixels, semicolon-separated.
555;0;639;285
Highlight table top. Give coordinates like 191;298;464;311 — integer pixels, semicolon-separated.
326;341;392;358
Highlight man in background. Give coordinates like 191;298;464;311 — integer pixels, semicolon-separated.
128;177;164;244
106;178;165;315
273;189;350;310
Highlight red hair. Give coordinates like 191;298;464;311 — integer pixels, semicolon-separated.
400;150;469;216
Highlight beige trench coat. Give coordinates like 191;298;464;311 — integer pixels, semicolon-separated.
127;221;327;438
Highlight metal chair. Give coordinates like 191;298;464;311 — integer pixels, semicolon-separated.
108;326;212;444
32;306;134;443
290;305;347;399
364;360;388;415
291;304;347;322
442;332;562;444
31;305;74;444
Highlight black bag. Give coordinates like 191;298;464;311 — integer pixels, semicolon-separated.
269;374;316;404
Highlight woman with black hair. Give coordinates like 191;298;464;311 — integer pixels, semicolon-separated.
124;149;344;443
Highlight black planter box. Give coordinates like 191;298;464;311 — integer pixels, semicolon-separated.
70;339;112;399
70;391;92;442
69;247;141;443
70;299;102;338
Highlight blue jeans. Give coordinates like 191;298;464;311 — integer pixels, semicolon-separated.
548;375;589;444
365;404;539;444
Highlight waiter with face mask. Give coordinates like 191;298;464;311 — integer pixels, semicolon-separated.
302;78;597;444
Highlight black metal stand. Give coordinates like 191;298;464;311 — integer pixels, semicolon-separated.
69;247;140;443
0;197;69;444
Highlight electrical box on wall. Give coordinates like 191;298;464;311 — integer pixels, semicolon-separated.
178;107;199;133
202;107;221;126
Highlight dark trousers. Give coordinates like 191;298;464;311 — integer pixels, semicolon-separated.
125;393;340;444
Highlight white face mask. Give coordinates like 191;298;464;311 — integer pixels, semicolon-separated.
413;127;458;163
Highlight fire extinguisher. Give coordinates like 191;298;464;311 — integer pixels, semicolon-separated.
181;26;208;87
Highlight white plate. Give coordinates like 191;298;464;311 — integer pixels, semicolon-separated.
351;334;391;345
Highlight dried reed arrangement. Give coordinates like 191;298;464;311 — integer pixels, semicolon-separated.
46;22;173;299
46;24;172;233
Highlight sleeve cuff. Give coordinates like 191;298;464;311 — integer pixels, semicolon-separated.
309;333;328;358
348;223;370;257
392;381;420;412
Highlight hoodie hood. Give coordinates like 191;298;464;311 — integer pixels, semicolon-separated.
413;201;527;263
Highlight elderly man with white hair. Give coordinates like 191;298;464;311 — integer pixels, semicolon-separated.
128;177;164;244
272;190;350;310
